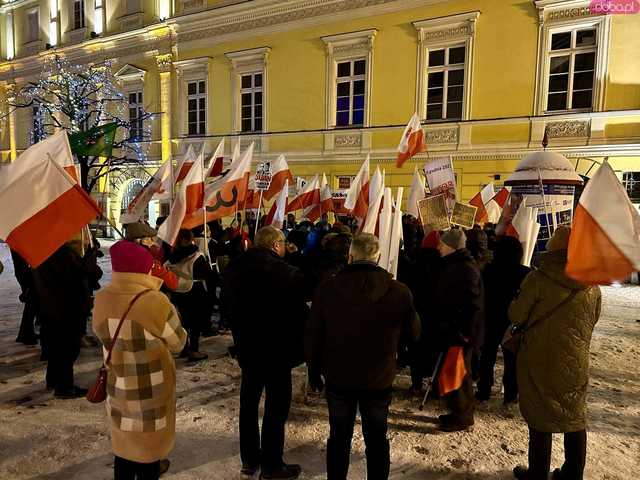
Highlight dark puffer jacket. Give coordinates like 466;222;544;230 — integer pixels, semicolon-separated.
306;262;420;391
509;250;601;433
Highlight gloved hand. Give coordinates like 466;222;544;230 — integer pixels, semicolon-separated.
309;372;324;393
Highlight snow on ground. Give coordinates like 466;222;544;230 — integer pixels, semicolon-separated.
0;242;638;479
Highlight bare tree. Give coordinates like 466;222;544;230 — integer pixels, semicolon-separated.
5;55;157;193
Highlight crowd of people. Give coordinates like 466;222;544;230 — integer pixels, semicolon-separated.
5;211;603;480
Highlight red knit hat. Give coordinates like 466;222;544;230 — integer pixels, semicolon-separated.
110;240;154;274
421;230;441;249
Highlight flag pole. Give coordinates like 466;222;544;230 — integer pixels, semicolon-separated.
537;168;553;239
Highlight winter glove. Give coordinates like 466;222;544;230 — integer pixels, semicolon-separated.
309;372;324;393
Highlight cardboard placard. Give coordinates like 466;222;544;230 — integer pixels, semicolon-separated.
424;156;457;213
255;162;272;191
417;194;451;231
450;202;478;229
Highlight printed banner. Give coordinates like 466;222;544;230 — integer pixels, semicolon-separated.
424;156;457;212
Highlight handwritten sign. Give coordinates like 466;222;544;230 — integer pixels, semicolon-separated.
417;194;451;231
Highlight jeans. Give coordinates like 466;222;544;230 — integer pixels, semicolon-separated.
114;456;160;480
239;366;292;471
526;428;587;480
325;387;392;480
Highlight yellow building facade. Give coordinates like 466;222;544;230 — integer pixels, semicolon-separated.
0;0;639;226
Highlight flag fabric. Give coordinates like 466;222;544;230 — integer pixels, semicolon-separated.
175;145;196;183
345;155;370;219
566;161;640;285
68;122;118;158
121;161;171;224
0;134;101;267
493;187;510;209
407;168;426;219
151;159;174;201
377;187;394;271
360;167;383;232
206;138;225;178
158;153;205;246
286;175;320;213
469;183;496;225
264;154;293;201
182;142;253;228
387;187;404;279
305;173;333;222
19;131;79;181
241;179;262;211
506;201;540;267
266;180;289;229
438;346;468;396
396;113;426;168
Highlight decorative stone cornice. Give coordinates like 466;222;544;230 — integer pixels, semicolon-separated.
413;11;480;44
546;120;590;138
534;1;596;23
334;134;361;148
321;29;377;56
425;127;458;144
225;47;270;70
155;53;173;73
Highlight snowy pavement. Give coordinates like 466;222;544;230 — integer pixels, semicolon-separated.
0;242;638;479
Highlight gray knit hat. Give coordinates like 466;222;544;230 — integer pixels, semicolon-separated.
440;229;467;250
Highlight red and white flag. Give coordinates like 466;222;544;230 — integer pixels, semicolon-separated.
305;173;333;222
174;145;196;184
397;113;426;168
264;154;293;201
183;142;253;228
266;180;289;229
362;169;385;235
469;183;497;225
158;152;205;246
241;179;261;211
206;138;225;179
567;161;640;285
151;159;174;201
121;160;172;224
287;175;320;213
407;168;426;219
0;133;101;267
345;155;370;220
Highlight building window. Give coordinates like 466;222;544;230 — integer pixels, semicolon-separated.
623;172;640;203
26;9;39;43
128;91;144;141
74;0;86;29
426;45;465;121
413;12;478;123
31;105;44;144
335;59;366;128
546;28;597;112
187;80;206;136
240;72;263;133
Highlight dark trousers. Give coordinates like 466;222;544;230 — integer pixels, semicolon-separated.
41;317;81;391
114;456;160;480
443;348;475;424
16;296;37;342
325;387;392;480
477;328;518;402
527;428;587;480
239;366;292;471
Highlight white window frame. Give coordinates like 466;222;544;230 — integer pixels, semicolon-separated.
239;72;263;133
186;79;206;137
322;29;376;130
424;44;467;121
25;8;40;44
128;90;144;140
175;57;210;137
534;0;610;115
225;47;269;134
334;58;367;128
413;11;479;123
73;0;86;30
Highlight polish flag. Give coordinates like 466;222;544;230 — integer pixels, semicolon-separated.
492;187;510;210
286;175;320;213
469;183;496;225
182;142;253;228
121;160;172;224
158;153;205;246
264;154;293;201
362;170;385;235
175;145;196;183
345;155;370;219
266;180;289;229
567;161;640;285
505;201;540;267
396;113;426;168
0;133;101;267
206;138;225;179
151;159;174;201
305;174;334;222
407;168;426;219
241;179;261;210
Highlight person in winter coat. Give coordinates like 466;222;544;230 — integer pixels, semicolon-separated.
32;238;92;398
224;226;308;480
306;233;420;480
11;249;39;345
93;240;187;480
476;236;531;404
166;229;214;362
433;229;484;432
510;226;601;480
